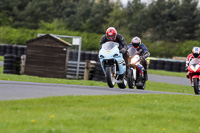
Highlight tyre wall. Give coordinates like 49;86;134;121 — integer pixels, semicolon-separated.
1;44;27;75
68;50;99;62
3;54;16;74
0;44;27;57
148;59;186;72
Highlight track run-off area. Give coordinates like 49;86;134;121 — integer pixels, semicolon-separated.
0;74;192;101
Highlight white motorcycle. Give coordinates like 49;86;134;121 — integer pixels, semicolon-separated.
127;47;145;89
98;42;127;89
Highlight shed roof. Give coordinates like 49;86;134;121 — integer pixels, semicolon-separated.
27;34;72;47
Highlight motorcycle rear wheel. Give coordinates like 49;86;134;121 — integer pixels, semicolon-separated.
106;66;115;88
193;78;200;94
127;69;135;89
136;81;145;90
136;74;146;90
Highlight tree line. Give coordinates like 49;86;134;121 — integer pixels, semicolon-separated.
0;0;200;42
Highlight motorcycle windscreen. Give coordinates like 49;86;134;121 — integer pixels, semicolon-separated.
102;42;119;50
127;47;138;57
190;58;200;65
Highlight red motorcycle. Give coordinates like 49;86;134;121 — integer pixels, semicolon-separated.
188;58;200;94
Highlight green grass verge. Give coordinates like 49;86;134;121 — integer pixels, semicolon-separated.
0;56;4;61
148;69;186;77
0;94;200;133
0;66;193;94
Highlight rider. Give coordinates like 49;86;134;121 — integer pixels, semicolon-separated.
100;27;128;54
128;36;150;81
100;27;128;77
186;47;200;78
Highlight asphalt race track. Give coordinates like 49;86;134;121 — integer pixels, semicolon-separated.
0;74;192;101
149;74;190;86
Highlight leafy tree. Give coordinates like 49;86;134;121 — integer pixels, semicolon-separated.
175;0;200;40
17;0;55;28
66;0;94;31
146;0;200;41
85;0;113;33
0;0;30;27
126;0;146;37
103;0;126;34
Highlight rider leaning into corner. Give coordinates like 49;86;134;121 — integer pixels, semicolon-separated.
100;27;129;78
185;47;200;78
128;36;150;81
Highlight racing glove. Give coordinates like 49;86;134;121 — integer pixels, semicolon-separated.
143;51;150;58
120;48;126;54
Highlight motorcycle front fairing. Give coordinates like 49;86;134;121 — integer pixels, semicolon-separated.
188;58;200;84
128;47;144;74
98;42;126;75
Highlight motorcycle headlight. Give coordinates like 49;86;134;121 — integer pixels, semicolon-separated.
191;64;199;72
131;55;140;64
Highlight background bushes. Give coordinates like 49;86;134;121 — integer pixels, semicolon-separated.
1;26;200;58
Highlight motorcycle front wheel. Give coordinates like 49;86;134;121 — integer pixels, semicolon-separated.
117;75;127;89
193;78;200;94
106;66;115;88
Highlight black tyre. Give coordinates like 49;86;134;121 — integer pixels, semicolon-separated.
12;45;18;55
193;78;200;95
17;46;26;57
149;60;157;70
127;69;135;89
106;66;115;88
136;73;146;90
0;45;7;56
4;54;16;60
91;53;98;61
69;50;74;60
172;62;181;72
136;81;146;90
3;63;15;69
117;76;127;89
180;62;187;72
156;60;165;70
72;51;78;61
164;61;173;71
6;45;12;54
3;70;15;74
80;51;86;61
4;59;16;64
85;52;92;61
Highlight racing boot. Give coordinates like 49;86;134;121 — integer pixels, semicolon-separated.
144;70;148;81
186;71;190;79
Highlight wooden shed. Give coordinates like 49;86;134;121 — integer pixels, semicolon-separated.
24;34;71;78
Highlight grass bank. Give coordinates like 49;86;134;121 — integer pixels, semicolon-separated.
148;69;186;77
0;94;200;133
0;65;193;94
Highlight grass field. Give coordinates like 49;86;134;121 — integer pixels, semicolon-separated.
0;65;193;94
0;59;198;133
0;94;200;133
148;69;186;77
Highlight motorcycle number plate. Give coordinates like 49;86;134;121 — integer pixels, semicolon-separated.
106;51;110;54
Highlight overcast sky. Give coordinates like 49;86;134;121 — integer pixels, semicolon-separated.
120;0;150;6
120;0;200;6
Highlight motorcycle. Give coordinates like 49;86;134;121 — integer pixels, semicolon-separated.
188;58;200;94
98;42;127;89
127;47;145;89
